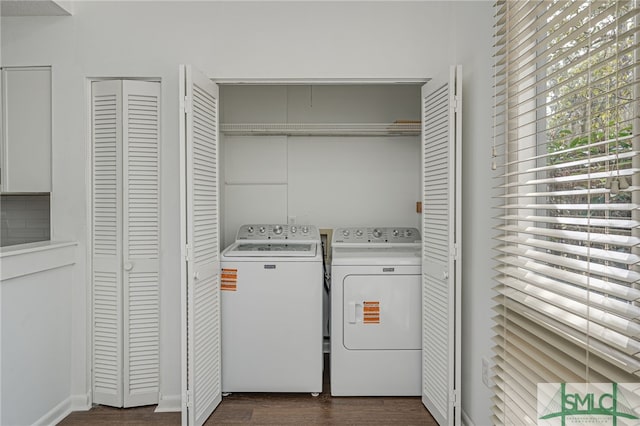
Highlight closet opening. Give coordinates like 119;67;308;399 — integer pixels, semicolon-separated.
217;82;425;250
216;81;425;395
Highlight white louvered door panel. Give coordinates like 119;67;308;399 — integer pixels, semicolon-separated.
421;65;462;426
122;80;160;407
92;80;124;407
180;65;221;426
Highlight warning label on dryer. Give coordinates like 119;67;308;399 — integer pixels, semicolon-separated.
221;268;238;291
363;301;380;324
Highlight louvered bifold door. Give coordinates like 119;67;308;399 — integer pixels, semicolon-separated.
421;65;462;426
122;80;160;407
180;65;221;426
92;80;124;407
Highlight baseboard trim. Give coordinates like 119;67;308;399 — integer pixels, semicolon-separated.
32;392;91;426
71;392;91;411
462;409;476;426
33;397;72;426
155;394;181;412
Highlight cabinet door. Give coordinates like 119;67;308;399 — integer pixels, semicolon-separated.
1;67;51;192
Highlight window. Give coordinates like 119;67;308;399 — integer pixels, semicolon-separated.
492;1;640;423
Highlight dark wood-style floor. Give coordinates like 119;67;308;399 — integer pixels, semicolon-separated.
59;356;437;425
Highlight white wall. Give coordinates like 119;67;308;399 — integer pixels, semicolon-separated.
1;1;495;423
451;2;495;425
2;269;71;425
1;244;77;425
220;85;421;248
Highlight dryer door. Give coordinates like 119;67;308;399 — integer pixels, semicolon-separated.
343;274;421;350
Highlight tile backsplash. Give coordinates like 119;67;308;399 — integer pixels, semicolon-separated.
1;194;51;247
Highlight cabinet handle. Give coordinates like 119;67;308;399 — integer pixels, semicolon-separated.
124;262;133;271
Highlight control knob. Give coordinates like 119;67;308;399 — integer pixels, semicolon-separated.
355;229;363;237
372;228;382;238
259;226;266;234
405;229;412;237
302;226;309;233
393;229;399;237
247;226;254;234
273;225;283;235
290;226;297;233
342;229;350;237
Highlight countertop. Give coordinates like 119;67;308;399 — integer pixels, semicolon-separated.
1;240;77;281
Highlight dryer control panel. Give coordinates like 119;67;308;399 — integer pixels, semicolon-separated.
236;224;320;242
332;227;421;246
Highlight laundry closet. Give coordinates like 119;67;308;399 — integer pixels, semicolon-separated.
215;83;424;400
217;83;423;249
179;65;460;426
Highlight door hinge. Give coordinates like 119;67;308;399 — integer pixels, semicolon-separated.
182;95;192;114
451;389;459;406
451;95;460;113
185;243;194;262
451;244;458;260
185;390;192;408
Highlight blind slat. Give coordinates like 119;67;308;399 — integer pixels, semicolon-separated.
497;276;640;336
498;203;638;211
494;267;640;320
499;168;638;188
494;254;640;302
496;247;640;284
495;235;640;265
495;223;640;247
497;214;640;229
496;186;639;199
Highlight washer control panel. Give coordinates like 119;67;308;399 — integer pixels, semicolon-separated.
236;224;320;241
332;227;421;245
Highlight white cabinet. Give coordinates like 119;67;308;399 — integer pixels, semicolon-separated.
1;67;51;192
90;79;161;408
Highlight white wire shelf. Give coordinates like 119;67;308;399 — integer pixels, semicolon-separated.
219;122;421;137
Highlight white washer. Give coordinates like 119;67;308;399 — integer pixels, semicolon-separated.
221;224;323;393
330;226;422;396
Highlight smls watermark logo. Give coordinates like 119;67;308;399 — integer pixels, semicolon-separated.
538;383;640;425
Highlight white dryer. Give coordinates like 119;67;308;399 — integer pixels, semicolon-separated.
220;224;323;394
330;226;421;396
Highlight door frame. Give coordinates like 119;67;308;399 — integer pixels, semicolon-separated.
212;78;428;85
184;74;458;423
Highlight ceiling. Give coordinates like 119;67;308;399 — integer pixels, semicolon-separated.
1;0;72;16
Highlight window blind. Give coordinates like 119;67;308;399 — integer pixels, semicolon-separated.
492;1;640;424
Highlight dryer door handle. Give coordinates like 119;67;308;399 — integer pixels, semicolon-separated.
348;301;358;323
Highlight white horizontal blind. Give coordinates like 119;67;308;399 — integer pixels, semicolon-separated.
493;1;640;424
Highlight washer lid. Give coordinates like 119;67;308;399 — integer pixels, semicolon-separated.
331;246;421;265
223;242;318;257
